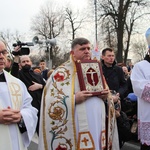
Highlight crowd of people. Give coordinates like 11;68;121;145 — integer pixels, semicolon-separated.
0;30;150;150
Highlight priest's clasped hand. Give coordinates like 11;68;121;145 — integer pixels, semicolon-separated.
0;106;21;125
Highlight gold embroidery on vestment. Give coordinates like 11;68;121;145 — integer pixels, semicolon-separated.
101;130;106;150
9;82;21;109
72;61;77;149
47;67;74;150
78;131;95;150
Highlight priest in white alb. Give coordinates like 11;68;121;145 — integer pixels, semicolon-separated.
131;28;150;150
0;40;38;150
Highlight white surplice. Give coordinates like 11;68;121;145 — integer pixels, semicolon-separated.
131;60;150;145
0;70;38;150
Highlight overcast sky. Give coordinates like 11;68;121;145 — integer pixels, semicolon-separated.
0;0;87;34
1;0;149;51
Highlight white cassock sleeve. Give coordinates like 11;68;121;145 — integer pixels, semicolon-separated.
131;61;150;99
19;81;38;147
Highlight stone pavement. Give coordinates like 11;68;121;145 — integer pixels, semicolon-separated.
28;133;38;150
121;140;140;150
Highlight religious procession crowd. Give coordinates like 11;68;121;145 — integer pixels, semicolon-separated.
0;28;150;150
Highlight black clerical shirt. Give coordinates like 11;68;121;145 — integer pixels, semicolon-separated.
0;73;6;82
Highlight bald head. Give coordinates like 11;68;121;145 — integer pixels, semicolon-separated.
0;41;6;50
0;41;8;71
20;55;30;62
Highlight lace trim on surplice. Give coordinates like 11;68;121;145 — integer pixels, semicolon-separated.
141;83;150;102
139;120;150;145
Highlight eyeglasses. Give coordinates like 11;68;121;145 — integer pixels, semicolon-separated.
0;50;8;55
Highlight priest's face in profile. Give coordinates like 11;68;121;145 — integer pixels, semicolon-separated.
71;43;91;61
0;41;8;72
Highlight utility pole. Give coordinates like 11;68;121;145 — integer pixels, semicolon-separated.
94;0;97;42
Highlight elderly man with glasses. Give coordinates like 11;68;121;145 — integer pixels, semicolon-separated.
0;40;38;150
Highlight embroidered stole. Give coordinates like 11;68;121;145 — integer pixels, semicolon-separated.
106;97;116;150
41;59;77;150
76;102;95;150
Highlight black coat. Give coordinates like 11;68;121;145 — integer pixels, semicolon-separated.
11;62;46;135
102;60;127;100
11;62;46;110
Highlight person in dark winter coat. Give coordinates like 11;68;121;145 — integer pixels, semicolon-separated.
101;48;127;101
101;48;129;148
11;53;46;135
